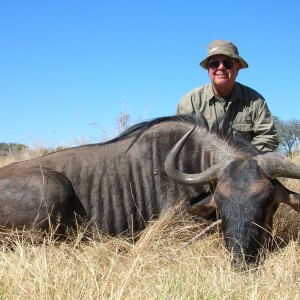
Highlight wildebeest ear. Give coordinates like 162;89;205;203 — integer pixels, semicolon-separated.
287;194;300;212
188;195;216;217
273;180;300;212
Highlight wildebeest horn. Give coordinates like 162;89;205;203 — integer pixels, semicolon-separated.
164;127;224;185
254;155;300;179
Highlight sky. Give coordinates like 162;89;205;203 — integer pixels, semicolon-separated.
0;0;299;148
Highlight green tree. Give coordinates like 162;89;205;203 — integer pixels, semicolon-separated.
274;116;300;155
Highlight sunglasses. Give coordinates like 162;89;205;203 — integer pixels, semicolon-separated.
207;59;234;70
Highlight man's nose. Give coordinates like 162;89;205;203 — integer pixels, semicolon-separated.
218;62;226;70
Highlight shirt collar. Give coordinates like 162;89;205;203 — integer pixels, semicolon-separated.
206;82;245;104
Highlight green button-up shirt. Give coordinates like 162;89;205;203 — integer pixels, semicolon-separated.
176;82;279;153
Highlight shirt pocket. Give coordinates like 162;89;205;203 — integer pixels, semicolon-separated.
231;122;254;141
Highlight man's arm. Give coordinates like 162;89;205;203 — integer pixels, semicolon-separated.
251;100;279;153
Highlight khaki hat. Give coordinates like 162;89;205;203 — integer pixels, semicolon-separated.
199;40;248;69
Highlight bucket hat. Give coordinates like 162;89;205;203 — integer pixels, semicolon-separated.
199;40;248;69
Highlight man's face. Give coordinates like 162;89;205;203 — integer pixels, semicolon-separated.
208;55;240;90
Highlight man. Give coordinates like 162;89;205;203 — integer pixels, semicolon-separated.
176;39;278;153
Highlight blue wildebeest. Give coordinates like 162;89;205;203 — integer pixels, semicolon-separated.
0;115;300;265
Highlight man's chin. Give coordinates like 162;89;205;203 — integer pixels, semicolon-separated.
215;80;229;86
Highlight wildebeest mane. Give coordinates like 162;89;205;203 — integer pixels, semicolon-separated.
105;113;260;156
104;114;209;152
35;115;208;156
42;113;260;158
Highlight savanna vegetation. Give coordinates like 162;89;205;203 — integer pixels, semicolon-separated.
274;116;300;156
0;114;299;299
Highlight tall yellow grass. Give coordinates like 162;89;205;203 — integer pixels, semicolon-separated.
0;151;299;299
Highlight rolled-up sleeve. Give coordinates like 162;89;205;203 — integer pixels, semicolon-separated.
251;99;279;153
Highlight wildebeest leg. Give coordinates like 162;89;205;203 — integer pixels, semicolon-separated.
0;167;86;233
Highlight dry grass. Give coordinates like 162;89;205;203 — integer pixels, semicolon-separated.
0;152;299;299
0;211;299;300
